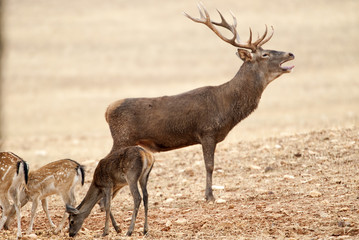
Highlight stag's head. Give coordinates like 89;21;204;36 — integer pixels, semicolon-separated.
184;3;294;84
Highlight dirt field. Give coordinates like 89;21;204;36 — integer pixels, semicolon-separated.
1;127;358;240
1;0;359;239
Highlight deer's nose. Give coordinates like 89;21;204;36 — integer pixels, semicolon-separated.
288;52;295;58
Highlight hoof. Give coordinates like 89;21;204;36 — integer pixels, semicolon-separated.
114;226;121;233
205;195;215;202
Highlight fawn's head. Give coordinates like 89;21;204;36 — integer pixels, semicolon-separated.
66;204;83;237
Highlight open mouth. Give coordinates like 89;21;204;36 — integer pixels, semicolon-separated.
280;59;295;72
280;54;295;72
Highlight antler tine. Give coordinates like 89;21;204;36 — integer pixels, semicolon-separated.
199;2;211;21
185;4;259;51
230;10;237;28
183;2;207;23
212;9;231;29
248;28;253;45
253;25;268;46
197;2;205;20
230;10;241;43
258;26;274;47
211;9;239;43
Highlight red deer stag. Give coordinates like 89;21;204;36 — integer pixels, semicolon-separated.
0;152;29;238
66;146;154;237
105;4;294;201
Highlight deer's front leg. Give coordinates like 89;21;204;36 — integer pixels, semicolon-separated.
201;136;217;202
41;198;56;228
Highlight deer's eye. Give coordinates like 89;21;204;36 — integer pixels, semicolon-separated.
262;53;269;58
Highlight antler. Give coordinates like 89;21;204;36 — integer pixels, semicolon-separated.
184;3;274;52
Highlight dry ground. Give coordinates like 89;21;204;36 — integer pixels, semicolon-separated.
1;127;359;240
1;0;359;239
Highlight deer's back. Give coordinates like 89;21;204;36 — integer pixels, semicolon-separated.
106;86;235;151
0;152;26;194
0;152;20;192
28;159;82;198
93;146;153;189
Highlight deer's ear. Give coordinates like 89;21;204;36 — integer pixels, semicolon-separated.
236;49;253;62
66;204;80;215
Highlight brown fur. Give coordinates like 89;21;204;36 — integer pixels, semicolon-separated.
4;159;85;234
66;146;154;237
106;8;294;201
0;152;29;238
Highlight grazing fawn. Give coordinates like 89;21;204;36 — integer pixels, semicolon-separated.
105;4;294;201
0;152;29;238
4;159;85;234
66;146;155;237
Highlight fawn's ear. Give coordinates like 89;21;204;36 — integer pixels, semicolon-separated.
66;204;80;215
236;49;253;62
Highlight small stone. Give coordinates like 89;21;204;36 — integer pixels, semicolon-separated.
283;175;295;180
164;198;174;203
333;178;342;184
308;190;322;197
28;234;38;239
175;218;187;224
165;220;172;227
215;168;224;173
250;165;261;170
212;185;225;190
215;198;226;204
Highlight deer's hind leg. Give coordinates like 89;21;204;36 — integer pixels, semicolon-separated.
139;164;153;235
110;188;122;233
0;198;11;230
126;174;142;236
102;188;113;237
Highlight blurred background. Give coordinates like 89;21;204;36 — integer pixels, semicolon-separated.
0;0;358;165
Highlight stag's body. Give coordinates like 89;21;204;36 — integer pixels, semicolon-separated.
106;5;294;201
66;146;154;237
107;68;263;151
4;159;85;234
0;152;29;238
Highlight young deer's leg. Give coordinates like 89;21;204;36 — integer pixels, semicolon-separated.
27;198;39;234
13;195;22;237
200;136;217;202
4;191;29;230
109;188;121;233
109;211;120;233
139;166;152;236
0;198;10;230
9;186;23;237
41;198;56;228
54;191;76;234
102;188;112;237
127;180;142;236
